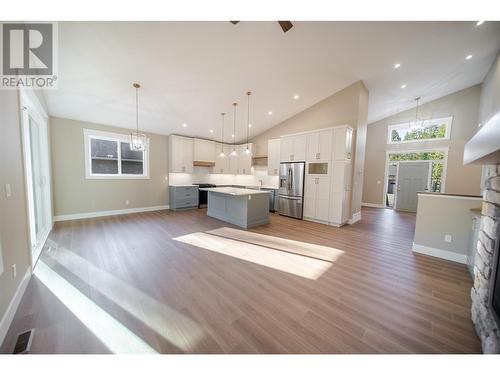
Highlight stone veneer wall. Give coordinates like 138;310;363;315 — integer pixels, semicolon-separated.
471;164;500;353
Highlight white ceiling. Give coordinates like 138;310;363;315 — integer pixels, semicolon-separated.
44;21;500;142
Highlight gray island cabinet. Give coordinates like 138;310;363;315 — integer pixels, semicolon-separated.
199;187;270;228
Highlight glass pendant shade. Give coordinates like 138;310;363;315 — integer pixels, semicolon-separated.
130;83;146;152
130;131;146;151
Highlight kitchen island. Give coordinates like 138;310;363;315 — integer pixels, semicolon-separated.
198;187;270;228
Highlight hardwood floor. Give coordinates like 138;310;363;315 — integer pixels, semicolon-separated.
0;207;481;353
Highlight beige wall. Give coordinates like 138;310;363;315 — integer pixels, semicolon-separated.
363;85;483;205
0;90;31;323
414;194;481;256
479;51;500;125
250;81;369;215
50;117;169;217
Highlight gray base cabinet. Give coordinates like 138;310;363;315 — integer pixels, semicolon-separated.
169;186;199;210
206;191;269;228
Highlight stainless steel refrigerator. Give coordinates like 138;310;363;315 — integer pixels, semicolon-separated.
278;162;305;219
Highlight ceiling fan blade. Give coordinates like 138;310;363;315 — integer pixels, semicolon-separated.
230;21;240;25
278;21;293;33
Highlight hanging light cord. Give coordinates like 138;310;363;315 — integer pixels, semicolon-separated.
233;103;237;151
415;97;421;122
221;113;225;152
135;86;139;133
246;92;251;148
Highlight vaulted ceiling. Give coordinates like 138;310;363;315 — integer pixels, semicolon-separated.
43;21;500;142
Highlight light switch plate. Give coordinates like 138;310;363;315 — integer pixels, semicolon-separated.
444;234;452;243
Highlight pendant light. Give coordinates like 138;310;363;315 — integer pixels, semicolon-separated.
231;102;238;157
130;83;146;151
245;91;252;155
219;112;225;158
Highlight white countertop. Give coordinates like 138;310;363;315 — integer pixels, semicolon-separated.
199;187;270;196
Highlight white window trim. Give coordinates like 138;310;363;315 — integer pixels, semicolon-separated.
387;116;453;144
83;128;150;179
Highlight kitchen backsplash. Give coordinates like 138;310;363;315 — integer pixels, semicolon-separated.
168;165;279;188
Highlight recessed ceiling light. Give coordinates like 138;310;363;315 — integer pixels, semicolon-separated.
476;21;484;26
394;63;401;69
248;124;252;128
293;94;299;99
209;129;214;133
401;84;407;89
182;123;187;128
268;111;273;115
466;54;473;60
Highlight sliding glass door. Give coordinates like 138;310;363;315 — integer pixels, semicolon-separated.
21;91;52;268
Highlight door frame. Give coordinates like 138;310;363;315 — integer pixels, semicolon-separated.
382;147;449;209
19;89;53;269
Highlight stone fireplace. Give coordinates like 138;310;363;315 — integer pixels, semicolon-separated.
471;164;500;353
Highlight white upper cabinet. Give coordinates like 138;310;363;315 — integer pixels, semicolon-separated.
267;138;280;176
169;135;193;173
237;144;253;175
193;138;216;162
214;142;229;174
280;134;306;162
306;129;333;162
226;144;238;174
333;126;354;161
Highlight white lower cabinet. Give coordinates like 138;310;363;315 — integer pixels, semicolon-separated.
304;175;331;222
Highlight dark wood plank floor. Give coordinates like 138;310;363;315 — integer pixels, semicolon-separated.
0;207;481;353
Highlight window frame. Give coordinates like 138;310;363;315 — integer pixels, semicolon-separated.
387;116;453;145
83;128;150;179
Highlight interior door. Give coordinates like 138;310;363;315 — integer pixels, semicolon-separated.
395;162;430;212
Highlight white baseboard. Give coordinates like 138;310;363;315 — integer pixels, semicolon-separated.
348;211;362;225
412;242;467;264
0;268;32;347
54;205;170;222
362;202;386;208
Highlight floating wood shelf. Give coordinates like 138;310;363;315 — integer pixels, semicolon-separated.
193;160;216;167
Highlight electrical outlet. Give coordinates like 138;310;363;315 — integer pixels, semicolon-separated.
125;200;130;205
444;234;452;243
12;264;17;279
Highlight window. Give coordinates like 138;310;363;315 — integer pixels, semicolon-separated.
387;116;452;144
84;129;149;179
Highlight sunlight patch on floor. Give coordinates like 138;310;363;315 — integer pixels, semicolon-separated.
44;247;204;352
173;229;344;280
34;260;157;354
207;227;345;262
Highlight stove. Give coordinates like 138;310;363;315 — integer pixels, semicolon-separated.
193;184;216;208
